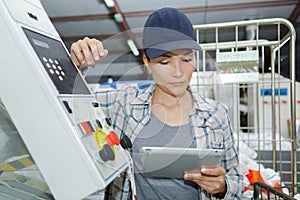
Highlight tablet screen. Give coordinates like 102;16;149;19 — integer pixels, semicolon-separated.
139;147;224;179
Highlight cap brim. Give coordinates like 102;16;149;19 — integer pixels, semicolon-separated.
145;40;202;59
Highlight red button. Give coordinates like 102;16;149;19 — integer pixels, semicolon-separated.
106;131;120;146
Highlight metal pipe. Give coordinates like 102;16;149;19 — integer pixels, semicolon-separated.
193;18;294;30
289;22;297;195
252;182;296;200
270;47;277;171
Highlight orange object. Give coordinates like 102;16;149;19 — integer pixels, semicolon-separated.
245;169;266;185
244;169;283;193
273;182;283;192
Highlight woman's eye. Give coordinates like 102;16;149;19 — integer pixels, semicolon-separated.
160;61;169;65
183;58;192;62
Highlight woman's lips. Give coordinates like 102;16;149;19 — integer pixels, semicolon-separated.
170;81;185;86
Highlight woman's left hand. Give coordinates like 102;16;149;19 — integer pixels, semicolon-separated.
184;166;227;196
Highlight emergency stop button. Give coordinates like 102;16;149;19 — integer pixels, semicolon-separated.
106;131;120;146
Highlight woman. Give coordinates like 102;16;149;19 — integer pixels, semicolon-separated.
71;7;243;200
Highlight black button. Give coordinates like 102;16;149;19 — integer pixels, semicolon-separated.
105;118;112;126
92;102;99;107
96;119;103;129
120;135;132;149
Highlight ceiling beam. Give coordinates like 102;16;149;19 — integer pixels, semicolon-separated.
61;34;114;41
105;0;142;60
50;13;112;22
288;0;300;22
110;0;132;38
280;0;300;37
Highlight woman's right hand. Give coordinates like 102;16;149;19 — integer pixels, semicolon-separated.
70;37;108;68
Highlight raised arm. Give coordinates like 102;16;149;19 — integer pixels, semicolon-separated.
70;37;108;68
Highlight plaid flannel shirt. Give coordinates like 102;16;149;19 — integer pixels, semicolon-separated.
95;84;243;200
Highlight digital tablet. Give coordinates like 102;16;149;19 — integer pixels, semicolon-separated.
139;147;224;179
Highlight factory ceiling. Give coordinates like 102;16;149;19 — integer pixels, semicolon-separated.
40;0;300;82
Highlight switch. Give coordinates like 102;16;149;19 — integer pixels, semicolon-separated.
62;101;72;114
96;119;103;129
92;102;99;107
105;118;112;126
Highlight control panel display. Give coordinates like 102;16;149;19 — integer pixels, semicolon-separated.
23;28;90;95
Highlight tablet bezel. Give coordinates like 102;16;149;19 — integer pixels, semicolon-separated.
139;147;225;179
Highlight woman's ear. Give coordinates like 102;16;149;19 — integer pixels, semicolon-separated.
143;55;151;72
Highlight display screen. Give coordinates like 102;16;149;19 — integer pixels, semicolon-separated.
23;28;90;94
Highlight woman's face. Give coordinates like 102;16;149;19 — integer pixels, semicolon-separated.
144;49;195;98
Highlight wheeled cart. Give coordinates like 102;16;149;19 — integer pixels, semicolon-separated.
193;18;298;199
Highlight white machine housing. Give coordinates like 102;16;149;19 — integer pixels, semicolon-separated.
0;0;129;199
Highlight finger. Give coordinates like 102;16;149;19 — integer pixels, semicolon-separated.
95;40;109;62
193;175;221;183
184;171;202;181
184;173;216;183
84;37;108;65
70;50;81;67
200;167;226;176
86;38;101;62
80;38;94;65
185;171;225;186
72;40;87;65
95;39;105;58
101;49;109;59
70;42;85;67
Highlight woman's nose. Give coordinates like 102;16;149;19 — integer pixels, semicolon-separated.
172;62;183;77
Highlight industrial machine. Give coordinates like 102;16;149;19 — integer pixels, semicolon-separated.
0;0;130;199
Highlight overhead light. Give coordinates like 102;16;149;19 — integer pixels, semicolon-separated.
114;13;123;23
104;0;115;8
127;39;140;56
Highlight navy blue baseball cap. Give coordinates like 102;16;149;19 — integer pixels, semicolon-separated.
143;7;202;59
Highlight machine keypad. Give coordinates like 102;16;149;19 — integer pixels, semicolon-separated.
42;57;66;81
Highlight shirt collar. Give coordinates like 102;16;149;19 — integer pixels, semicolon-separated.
129;84;216;112
129;84;155;106
191;92;215;112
